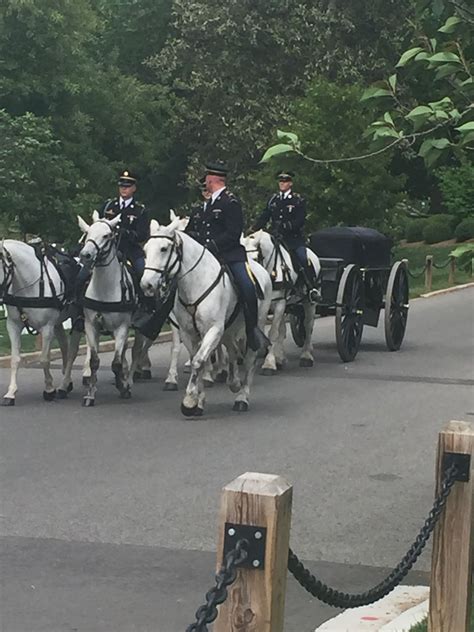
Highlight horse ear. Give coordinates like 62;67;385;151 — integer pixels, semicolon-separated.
77;216;90;233
109;214;122;229
179;216;189;231
169;209;177;222
150;219;160;234
92;210;100;223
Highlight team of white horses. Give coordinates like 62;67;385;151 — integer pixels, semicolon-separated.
0;211;321;414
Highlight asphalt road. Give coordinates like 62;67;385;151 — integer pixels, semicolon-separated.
1;287;473;632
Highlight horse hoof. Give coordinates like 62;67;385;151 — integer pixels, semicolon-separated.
57;389;68;400
299;357;314;368
82;397;95;407
276;362;284;371
215;370;228;383
260;368;276;376
141;370;152;380
233;401;249;412
163;382;178;391
132;371;142;383
43;390;56;402
181;403;197;417
120;389;131;400
203;379;214;388
2;397;15;407
67;382;73;393
193;407;204;417
82;376;90;387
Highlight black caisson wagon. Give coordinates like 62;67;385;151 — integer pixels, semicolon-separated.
289;227;409;362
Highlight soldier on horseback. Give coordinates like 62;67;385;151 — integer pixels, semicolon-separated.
252;171;319;302
186;162;269;352
75;169;150;301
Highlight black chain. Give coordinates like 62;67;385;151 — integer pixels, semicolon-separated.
186;539;248;632
288;464;458;609
432;259;451;269
406;265;427;279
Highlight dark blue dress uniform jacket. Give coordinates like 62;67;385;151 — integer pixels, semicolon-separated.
254;192;306;250
100;197;150;259
186;189;246;263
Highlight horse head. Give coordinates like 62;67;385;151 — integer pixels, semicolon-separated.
243;230;266;261
77;213;121;268
142;222;181;297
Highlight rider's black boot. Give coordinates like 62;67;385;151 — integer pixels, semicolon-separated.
243;298;270;352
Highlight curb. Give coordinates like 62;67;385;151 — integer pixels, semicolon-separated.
420;281;474;298
315;585;429;631
0;331;173;368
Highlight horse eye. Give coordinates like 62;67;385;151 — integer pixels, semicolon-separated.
160;245;168;252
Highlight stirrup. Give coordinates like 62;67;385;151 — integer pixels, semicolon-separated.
308;288;321;303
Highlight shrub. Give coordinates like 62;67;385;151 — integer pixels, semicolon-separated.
436;163;474;220
422;218;453;244
405;218;428;242
454;216;474;242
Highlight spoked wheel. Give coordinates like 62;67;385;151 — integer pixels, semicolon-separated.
384;260;409;351
289;305;306;348
335;264;364;362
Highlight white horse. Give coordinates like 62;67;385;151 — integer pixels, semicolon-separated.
0;239;82;406
76;211;144;406
243;230;320;374
141;221;272;415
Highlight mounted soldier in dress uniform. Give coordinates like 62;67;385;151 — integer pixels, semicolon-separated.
100;170;150;277
75;169;150;302
186;162;269;352
252;171;319;302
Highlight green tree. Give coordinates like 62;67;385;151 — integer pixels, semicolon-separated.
0;110;80;242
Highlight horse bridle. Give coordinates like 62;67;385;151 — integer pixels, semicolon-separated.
0;247;14;300
144;233;207;283
83;221;117;268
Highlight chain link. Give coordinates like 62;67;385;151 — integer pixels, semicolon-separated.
186;539;248;632
288;464;459;609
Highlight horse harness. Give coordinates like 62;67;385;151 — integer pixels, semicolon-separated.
144;234;239;333
81;221;135;313
1;243;66;333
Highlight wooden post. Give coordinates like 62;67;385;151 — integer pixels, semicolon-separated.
425;255;433;291
448;256;456;285
214;472;293;632
428;421;474;632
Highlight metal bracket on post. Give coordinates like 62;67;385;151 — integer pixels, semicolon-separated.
443;452;471;482
223;523;267;570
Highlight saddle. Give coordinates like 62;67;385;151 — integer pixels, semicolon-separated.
29;240;80;302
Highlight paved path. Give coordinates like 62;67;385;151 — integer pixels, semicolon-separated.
1;288;473;631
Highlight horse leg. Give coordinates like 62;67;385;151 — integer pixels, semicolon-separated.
299;303;316;367
130;333;147;385
58;328;82;398
164;324;181;391
40;322;57;401
203;357;214;388
225;343;242;394
180;330;208;417
233;348;258;412
111;323;131;399
261;299;285;375
139;342;152;380
3;318;22;406
54;323;68;372
83;319;99;407
275;311;288;370
213;344;228;383
82;344;92;386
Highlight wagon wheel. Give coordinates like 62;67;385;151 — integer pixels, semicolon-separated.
289;305;305;348
384;260;409;351
335;264;364;362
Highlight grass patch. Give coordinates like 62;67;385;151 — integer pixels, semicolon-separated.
393;242;472;298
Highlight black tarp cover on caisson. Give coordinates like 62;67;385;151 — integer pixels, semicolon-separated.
309;226;393;268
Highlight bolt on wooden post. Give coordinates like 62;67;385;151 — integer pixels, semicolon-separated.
425;255;433;291
214;472;293;632
428;420;474;632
